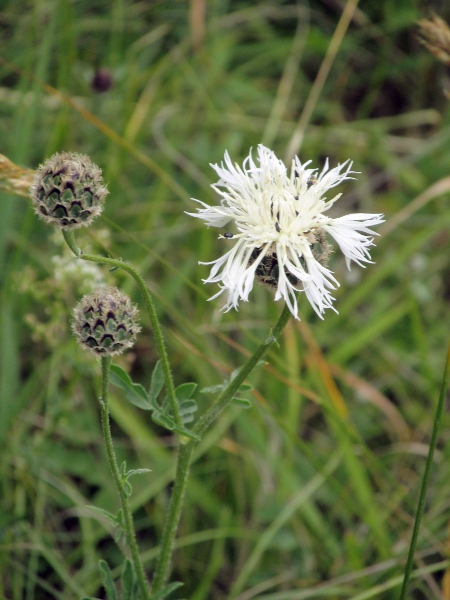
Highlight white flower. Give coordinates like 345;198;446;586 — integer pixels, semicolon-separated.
188;144;384;320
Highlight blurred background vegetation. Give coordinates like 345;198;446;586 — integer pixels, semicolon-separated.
0;0;449;598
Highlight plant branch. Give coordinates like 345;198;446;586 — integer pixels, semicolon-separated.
151;303;292;592
195;303;292;437
62;229;182;431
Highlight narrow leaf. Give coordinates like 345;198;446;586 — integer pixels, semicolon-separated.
123;480;132;498
86;505;120;527
126;468;152;477
121;559;137;600
231;397;252;408
98;560;118;600
149;581;184;600
114;527;125;544
200;384;225;394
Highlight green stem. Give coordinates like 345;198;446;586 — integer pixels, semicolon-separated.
62;230;182;430
150;443;194;594
151;303;292;593
398;344;450;599
195;303;292;438
100;356;151;600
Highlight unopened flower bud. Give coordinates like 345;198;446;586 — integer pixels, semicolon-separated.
91;68;113;92
30;152;108;230
72;287;140;356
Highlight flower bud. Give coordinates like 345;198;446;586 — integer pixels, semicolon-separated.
91;68;113;92
30;152;108;230
72;287;140;356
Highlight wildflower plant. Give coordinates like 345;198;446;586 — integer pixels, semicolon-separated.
28;148;386;600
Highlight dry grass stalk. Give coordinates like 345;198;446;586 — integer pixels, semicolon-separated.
418;14;450;65
0;153;34;198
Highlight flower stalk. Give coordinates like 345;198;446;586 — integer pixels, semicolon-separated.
99;355;151;600
62;230;182;431
151;302;292;593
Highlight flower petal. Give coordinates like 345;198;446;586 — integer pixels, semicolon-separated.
189;145;383;319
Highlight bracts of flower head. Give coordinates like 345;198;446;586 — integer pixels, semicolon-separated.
188;144;384;320
72;287;140;356
30;152;108;230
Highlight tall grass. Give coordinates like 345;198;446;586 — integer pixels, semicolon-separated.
0;1;449;599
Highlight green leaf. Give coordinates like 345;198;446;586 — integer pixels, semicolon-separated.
116;509;124;528
86;505;122;527
230;367;241;381
200;384;224;394
123;481;132;498
99;560;118;600
175;382;197;401
172;424;201;442
231;397;252;408
110;364;151;410
149;581;184;600
147;375;200;437
152;410;175;430
113;509;126;543
126;468;152;477
178;399;197;425
120;462;152;498
148;360;165;403
238;383;253;392
121;559;138;600
201;376;253;394
114;528;124;544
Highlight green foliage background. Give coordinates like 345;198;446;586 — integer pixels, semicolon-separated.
0;0;449;598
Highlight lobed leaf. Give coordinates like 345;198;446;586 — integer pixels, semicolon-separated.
110;364;151;410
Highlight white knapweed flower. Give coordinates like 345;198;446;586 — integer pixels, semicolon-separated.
188;145;384;320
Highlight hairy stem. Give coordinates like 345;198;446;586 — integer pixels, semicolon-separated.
151;303;292;592
195;303;292;437
62;229;182;431
150;443;194;594
100;356;150;600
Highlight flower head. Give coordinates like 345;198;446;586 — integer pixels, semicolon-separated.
30;152;108;230
72;287;140;356
188;144;384;319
